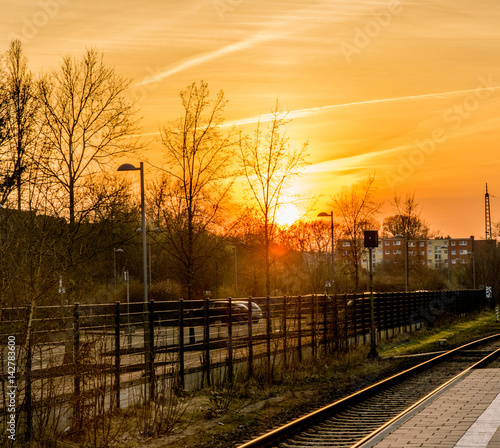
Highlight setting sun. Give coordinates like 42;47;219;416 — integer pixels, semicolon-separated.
275;204;302;227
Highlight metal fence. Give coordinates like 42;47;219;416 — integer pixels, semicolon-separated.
0;288;486;441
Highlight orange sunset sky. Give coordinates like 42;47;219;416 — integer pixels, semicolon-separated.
3;0;500;237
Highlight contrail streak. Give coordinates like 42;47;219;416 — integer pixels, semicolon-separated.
221;85;500;127
133;32;282;87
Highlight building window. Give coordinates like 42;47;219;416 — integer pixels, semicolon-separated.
451;241;456;246
342;241;350;247
393;250;401;255
385;240;390;246
409;241;416;247
459;249;468;255
428;250;432;256
420;242;425;247
451;250;456;255
385;250;390;255
394;240;401;246
459;240;468;246
452;259;457;264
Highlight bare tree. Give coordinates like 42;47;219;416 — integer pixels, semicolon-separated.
152;81;237;300
331;175;380;291
0;40;39;208
238;102;309;295
37;48;140;226
383;192;430;239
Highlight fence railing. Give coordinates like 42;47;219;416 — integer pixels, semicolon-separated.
0;288;486;441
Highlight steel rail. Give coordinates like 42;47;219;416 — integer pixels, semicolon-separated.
351;345;500;448
237;332;500;448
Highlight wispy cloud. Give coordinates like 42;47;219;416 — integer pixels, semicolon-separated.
133;31;285;87
222;85;500;127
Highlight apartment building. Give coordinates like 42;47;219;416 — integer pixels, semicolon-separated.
344;236;481;270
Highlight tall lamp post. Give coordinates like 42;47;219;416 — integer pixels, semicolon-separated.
318;211;335;294
113;247;124;295
117;162;152;401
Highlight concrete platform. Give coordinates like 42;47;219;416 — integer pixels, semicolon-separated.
364;369;500;448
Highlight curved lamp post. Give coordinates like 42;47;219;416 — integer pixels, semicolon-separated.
117;163;148;304
117;162;152;401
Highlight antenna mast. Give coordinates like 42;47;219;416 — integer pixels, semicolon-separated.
485;183;492;240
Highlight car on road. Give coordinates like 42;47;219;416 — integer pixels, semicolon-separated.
234;301;263;323
190;300;263;324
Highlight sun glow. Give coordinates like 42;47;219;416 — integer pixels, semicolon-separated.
275;203;302;227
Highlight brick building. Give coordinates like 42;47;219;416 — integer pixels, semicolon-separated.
340;236;485;271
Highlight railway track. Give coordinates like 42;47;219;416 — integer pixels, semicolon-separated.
238;333;500;448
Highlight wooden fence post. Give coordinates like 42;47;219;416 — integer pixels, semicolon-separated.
323;294;328;354
178;299;185;390
247;297;254;379
266;296;271;376
204;298;211;387
73;302;81;430
25;308;32;441
283;296;288;366
311;295;316;358
297;295;302;362
114;302;121;409
227;297;233;383
148;300;155;400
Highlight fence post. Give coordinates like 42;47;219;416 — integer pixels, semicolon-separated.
283;296;287;366
25;312;32;441
204;298;211;387
148;300;155;400
323;295;328;354
266;296;271;376
311;295;316;359
73;302;81;430
297;295;302;362
227;297;233;383
333;293;339;352
344;294;349;350
247;297;254;379
114;302;121;409
178;299;185;390
352;294;358;346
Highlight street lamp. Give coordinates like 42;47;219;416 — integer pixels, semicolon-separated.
118;163;148;303
317;211;335;294
136;226;161;286
113;247;124;294
117;162;152;400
